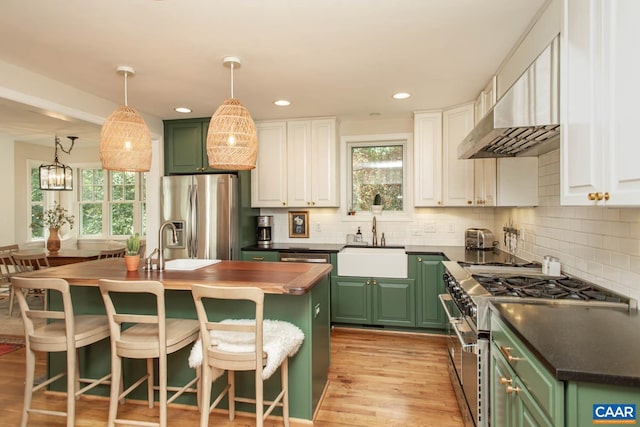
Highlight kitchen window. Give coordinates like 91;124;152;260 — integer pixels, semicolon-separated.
28;166;46;240
78;168;146;238
346;136;409;215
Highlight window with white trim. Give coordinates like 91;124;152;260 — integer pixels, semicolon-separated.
347;139;406;213
29;165;46;240
78;168;146;238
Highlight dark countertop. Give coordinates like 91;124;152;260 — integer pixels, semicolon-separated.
491;302;640;387
242;243;530;265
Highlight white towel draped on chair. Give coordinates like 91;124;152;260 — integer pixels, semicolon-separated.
188;319;304;380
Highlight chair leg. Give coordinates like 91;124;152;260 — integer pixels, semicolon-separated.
228;371;235;421
199;365;212;427
21;345;36;427
282;359;290;427
147;358;154;408
159;353;167;427
9;286;15;317
255;369;263;427
107;355;122;427
66;347;76;427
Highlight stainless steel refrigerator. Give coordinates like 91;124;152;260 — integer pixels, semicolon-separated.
161;174;238;260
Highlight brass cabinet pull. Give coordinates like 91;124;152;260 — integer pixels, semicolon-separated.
604;192;610;201
366;279;371;285
252;257;265;261
417;257;422;262
467;200;473;205
373;279;377;285
282;201;286;206
499;345;524;362
506;385;521;395
588;192;606;201
499;377;512;385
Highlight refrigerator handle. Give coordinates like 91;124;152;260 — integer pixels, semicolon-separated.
190;184;198;257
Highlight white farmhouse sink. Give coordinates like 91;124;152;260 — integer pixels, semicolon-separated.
337;247;407;278
164;259;220;271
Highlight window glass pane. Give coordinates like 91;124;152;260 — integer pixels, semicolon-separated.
31;204;44;238
80;169;104;201
80;204;103;236
351;145;403;211
111;171;136;201
141;202;147;236
30;168;43;202
111;203;134;236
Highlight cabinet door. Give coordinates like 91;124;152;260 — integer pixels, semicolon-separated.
443;103;475;206
474;159;496;207
251;122;288;207
491;343;513;427
330;276;371;324
164;119;209;174
561;0;605;205
371;278;415;327
603;0;640;205
413;112;443;206
310;119;338;207
287;120;312;207
414;255;446;330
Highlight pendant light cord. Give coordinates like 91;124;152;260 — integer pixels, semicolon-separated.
230;62;234;99
123;71;129;106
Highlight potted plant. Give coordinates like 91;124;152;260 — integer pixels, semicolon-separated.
371;193;383;215
124;232;141;271
30;201;75;254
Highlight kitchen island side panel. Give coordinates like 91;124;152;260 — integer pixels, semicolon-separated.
47;276;330;421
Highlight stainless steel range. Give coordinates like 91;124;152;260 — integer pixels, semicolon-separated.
440;259;636;427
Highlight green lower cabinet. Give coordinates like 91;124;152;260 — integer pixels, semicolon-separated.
331;276;415;327
410;255;446;330
565;382;640;427
241;250;279;262
491;342;556;427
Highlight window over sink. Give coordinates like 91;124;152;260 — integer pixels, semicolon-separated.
344;134;411;216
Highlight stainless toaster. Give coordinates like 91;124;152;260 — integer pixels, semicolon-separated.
465;228;495;250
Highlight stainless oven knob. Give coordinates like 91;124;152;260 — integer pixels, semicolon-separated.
468;305;477;317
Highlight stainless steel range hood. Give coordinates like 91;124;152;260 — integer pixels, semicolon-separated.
458;35;560;159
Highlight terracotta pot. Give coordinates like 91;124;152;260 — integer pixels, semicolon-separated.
47;228;61;253
124;255;140;272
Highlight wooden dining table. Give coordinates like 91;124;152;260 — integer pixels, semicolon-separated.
14;248;101;267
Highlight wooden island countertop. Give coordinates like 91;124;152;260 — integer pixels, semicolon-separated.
19;258;332;295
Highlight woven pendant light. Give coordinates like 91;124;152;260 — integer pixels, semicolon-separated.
100;66;152;172
206;57;258;170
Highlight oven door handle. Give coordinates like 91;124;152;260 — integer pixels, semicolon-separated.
438;293;461;324
439;294;477;354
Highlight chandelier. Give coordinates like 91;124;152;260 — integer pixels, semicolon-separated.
39;136;77;191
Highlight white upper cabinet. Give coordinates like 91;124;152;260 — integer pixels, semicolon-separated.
413;112;443;206
442;103;475;206
287;118;338;207
251;121;288;207
561;0;640;206
252;117;338;208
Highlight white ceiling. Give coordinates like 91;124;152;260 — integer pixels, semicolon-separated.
0;0;548;146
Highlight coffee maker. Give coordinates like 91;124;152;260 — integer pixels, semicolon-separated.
256;215;273;247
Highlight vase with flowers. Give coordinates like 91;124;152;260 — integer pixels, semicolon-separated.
30;202;75;254
125;232;141;271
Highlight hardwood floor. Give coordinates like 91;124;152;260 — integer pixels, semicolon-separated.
0;328;463;426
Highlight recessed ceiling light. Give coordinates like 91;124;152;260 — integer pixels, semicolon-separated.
392;92;411;100
175;107;192;113
274;100;291;106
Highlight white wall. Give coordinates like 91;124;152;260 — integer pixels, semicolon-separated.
0;134;15;245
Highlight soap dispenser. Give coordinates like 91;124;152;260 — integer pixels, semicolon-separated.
355;227;363;242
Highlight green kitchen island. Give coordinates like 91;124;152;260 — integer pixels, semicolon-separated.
20;258;332;423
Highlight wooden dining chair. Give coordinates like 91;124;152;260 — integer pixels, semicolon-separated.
12;276;112;427
11;251;51;311
97;247;126;259
191;284;294;427
0;244;19;315
98;279;200;427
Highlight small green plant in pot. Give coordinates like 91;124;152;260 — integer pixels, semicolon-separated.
124;233;141;271
126;233;141;256
371;193;383;214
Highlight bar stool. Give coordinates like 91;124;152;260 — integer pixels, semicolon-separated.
12;252;51;313
98;279;200;427
12;277;112;427
191;284;303;427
